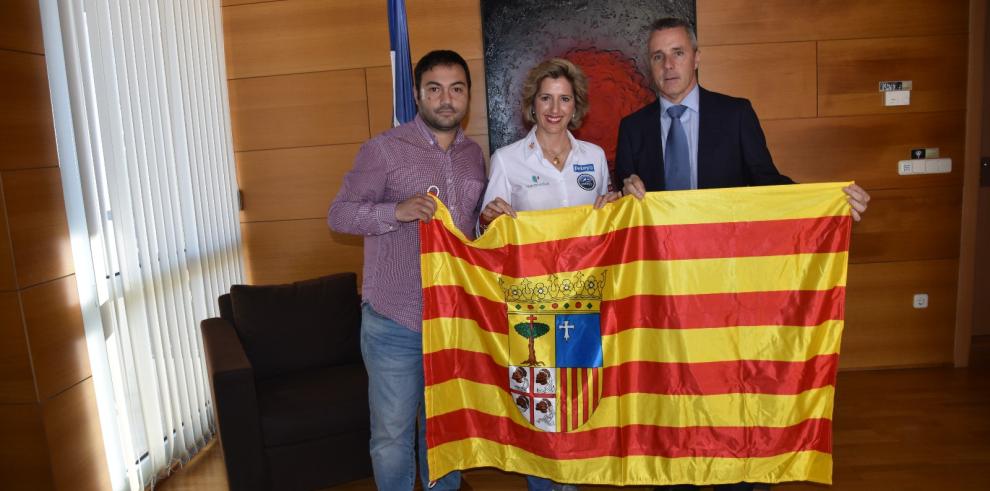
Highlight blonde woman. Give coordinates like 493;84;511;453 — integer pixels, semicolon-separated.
480;58;619;231
479;58;619;491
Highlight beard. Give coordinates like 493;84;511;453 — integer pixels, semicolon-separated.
418;104;465;133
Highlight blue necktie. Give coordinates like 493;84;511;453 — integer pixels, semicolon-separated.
664;105;691;191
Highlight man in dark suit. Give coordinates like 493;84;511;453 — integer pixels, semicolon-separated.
617;17;870;218
616;17;869;491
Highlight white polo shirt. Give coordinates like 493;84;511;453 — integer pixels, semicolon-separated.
483;127;609;212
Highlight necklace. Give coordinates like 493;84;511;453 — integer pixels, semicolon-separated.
539;141;571;168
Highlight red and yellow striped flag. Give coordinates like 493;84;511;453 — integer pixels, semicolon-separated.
421;182;852;486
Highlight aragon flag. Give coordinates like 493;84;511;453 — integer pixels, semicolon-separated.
420;182;853;486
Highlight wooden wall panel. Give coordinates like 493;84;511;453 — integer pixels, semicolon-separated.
976;190;990;336
237;144;360;222
222;0;388;79
2;169;74;288
222;0;278;6
0;292;34;403
0;0;44;54
42;378;112;491
849;186;962;264
693;0;973;369
842;259;958;368
21;276;90;400
241;219;363;285
365;59;489;138
819;35;968;117
221;0;484;77
228;69;369;152
223;0;492;288
764;112;964;190
0;404;55;490
699;42;817;120
698;0;968;45
0;50;58;171
463;59;489;137
979;4;990;337
407;0;483;61
0;187;16;291
365;66;394;139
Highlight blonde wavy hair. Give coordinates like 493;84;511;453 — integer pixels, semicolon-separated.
520;58;589;130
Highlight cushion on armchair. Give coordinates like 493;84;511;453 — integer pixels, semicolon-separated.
229;273;361;379
255;363;369;447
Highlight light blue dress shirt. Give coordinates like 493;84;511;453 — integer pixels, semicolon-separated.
659;84;700;190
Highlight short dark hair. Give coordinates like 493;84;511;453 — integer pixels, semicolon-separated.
414;50;471;93
649;17;698;51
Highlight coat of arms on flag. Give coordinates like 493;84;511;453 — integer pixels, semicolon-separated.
503;272;605;432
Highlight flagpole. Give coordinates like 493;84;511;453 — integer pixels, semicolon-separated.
387;0;416;126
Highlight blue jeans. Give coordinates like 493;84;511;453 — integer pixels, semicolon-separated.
361;303;461;490
655;485;758;490
527;475;579;490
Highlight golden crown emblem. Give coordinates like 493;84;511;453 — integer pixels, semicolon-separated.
500;271;606;304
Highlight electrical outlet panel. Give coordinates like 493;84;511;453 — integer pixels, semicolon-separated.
898;158;951;175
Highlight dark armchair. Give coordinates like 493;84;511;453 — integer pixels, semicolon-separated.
202;273;372;491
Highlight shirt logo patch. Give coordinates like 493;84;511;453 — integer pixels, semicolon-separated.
576;173;596;191
527;175;550;189
573;164;595;172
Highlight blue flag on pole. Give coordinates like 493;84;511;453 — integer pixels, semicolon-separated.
388;0;416;126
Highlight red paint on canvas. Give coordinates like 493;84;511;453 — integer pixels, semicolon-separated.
565;49;655;170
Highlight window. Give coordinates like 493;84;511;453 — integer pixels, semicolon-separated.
40;1;242;489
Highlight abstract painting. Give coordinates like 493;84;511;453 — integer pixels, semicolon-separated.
482;0;696;175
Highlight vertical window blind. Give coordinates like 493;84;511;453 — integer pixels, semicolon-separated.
41;0;241;489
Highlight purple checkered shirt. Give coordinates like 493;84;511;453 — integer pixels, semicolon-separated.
328;115;486;332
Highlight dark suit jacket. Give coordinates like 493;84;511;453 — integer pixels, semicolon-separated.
615;86;793;191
